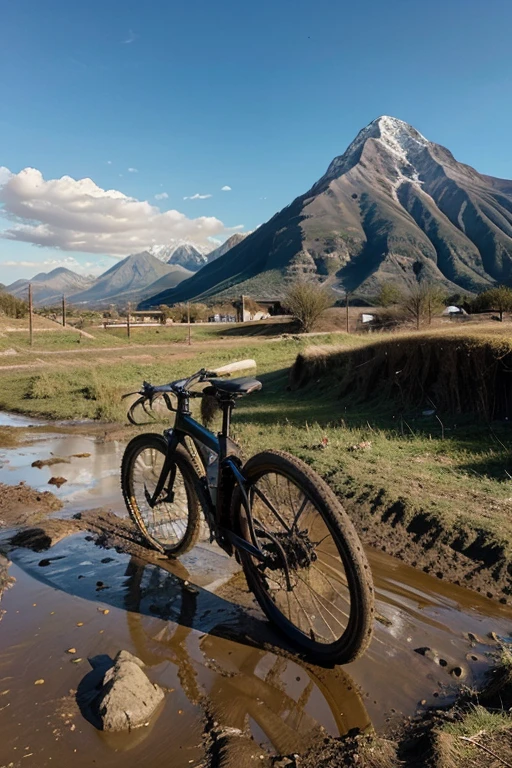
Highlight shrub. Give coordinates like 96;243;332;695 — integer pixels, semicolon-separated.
284;281;334;333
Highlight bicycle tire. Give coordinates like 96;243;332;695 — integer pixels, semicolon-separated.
121;433;201;556
231;449;374;665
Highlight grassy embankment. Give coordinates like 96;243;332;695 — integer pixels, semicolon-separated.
0;322;511;593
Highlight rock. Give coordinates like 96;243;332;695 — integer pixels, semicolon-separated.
48;476;67;488
95;650;164;732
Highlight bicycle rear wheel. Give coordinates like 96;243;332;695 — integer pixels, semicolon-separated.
231;450;374;665
121;433;201;556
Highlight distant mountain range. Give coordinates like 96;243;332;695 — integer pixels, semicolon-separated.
140;116;512;307
149;234;248;272
3;235;247;307
6;267;95;305
149;240;213;271
67;251;193;306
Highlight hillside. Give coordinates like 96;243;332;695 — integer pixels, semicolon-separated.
6;267;94;306
69;251;190;306
140;116;512;307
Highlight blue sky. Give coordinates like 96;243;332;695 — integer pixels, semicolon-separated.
1;0;511;281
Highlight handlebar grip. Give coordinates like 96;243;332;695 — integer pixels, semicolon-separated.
213;359;256;376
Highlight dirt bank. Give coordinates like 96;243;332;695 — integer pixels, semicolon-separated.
0;481;62;527
347;493;512;604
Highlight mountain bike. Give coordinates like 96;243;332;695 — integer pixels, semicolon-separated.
121;360;374;665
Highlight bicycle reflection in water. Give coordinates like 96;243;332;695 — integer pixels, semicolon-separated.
123;557;372;758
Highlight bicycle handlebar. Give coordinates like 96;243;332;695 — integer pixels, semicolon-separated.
123;359;257;424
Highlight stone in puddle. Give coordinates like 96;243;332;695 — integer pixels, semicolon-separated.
48;476;67;488
95;650;164;732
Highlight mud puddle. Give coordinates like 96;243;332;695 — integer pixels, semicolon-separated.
0;413;125;515
1;417;512;766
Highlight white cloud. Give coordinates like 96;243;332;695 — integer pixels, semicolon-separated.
154;192;169;200
0;255;109;277
183;193;212;200
221;185;232;192
127;167;138;173
107;160;112;165
0;167;239;257
123;30;138;44
0;167;12;186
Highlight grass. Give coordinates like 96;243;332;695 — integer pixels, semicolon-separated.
432;651;512;767
0;324;511;572
290;325;512;420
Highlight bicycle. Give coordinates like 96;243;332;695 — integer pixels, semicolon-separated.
121;359;374;665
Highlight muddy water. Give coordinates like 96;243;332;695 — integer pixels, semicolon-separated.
0;412;126;515
1;417;512;767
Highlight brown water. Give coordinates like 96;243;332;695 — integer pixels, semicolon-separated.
1;415;511;767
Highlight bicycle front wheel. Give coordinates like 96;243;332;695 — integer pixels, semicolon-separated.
121;433;201;556
231;450;374;665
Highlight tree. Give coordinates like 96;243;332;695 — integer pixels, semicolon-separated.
400;283;445;330
472;286;512;321
284;280;334;333
375;282;404;308
0;290;28;318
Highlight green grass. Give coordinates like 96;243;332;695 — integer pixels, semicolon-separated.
0;330;511;565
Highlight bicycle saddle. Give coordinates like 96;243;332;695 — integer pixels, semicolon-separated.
206;376;262;396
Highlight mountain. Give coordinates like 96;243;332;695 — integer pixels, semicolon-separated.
6;267;94;306
140;116;512;307
69;251;191;306
148;241;213;271
205;233;249;263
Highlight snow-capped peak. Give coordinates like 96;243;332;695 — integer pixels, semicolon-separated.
325;115;429;179
148;240;213;262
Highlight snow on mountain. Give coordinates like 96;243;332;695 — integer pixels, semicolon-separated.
148;240;213;271
141;115;512;305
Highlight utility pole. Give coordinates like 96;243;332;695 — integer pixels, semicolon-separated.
28;283;33;346
127;303;131;339
187;301;191;345
62;295;66;327
345;291;350;333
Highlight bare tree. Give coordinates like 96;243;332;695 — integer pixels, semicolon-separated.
400;283;445;330
284;280;334;333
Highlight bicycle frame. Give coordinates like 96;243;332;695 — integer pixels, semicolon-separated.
151;396;267;563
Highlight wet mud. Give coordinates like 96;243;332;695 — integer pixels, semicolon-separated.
1;414;512;767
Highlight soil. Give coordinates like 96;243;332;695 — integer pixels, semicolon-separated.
0;481;62;527
348;496;512;604
2;419;512;767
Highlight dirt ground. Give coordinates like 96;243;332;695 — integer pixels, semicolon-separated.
2;480;512;767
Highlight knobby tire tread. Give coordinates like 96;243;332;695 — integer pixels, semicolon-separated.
232;449;375;665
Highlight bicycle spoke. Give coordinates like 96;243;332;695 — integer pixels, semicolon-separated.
295;574;345;640
295;573;349;634
253;484;291;532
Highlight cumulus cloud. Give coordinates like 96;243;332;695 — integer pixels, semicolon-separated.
127;167;138;173
0;167;240;257
183;193;212;200
154;192;169;200
0;166;12;186
221;185;232;191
